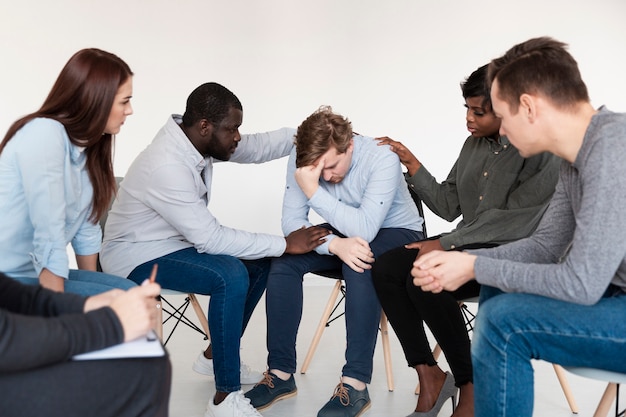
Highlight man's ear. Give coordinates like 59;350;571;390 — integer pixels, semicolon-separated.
198;119;213;136
519;93;537;123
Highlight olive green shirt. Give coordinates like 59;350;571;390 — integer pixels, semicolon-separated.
407;135;561;249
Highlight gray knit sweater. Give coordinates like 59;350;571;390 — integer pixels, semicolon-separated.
471;107;626;305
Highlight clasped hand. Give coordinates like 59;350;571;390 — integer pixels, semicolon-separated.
411;250;477;293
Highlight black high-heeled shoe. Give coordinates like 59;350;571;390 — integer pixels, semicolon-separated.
406;372;457;417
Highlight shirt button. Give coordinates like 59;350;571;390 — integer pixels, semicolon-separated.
450;245;456;249
483;171;488;177
479;195;483;201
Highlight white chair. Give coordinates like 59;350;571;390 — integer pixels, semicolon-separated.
565;367;626;417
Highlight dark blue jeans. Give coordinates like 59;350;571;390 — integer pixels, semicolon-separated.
128;247;269;392
266;228;423;383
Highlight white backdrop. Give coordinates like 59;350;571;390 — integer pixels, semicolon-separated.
1;0;625;238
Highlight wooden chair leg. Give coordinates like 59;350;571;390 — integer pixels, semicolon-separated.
432;344;443;361
188;293;210;339
553;364;579;414
300;280;342;374
593;383;617;417
380;311;394;391
155;296;163;341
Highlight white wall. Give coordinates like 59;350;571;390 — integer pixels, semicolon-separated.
1;0;625;237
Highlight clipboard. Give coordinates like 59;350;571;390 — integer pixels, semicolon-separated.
73;330;165;361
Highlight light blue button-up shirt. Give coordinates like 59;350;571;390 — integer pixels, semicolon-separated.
0;118;102;279
281;135;424;255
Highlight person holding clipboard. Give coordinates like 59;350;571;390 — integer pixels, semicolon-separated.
0;268;171;417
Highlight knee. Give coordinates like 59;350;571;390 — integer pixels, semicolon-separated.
372;247;414;289
218;260;250;295
478;284;505;304
472;295;518;359
268;256;306;282
371;252;392;286
245;259;270;285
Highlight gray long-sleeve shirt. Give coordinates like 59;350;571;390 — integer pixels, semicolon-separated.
407;135;561;249
472;107;626;305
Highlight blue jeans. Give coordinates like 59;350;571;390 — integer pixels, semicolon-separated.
473;285;626;417
10;269;136;296
128;247;269;393
266;227;423;383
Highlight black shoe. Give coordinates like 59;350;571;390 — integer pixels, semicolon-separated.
317;382;371;417
244;371;297;411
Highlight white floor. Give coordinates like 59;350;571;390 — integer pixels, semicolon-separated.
163;283;616;417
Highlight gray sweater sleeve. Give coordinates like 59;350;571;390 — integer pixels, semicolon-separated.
471;111;626;305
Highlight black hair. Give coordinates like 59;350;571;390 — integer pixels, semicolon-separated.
182;82;242;127
461;64;491;110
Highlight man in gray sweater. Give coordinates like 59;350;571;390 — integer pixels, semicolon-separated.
412;36;626;417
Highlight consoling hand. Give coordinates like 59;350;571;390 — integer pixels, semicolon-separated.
376;136;421;176
295;159;324;198
411;250;477;293
329;236;375;273
285;226;331;254
405;238;444;257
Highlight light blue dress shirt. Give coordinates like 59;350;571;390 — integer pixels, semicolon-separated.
281;135;424;255
0;118;102;279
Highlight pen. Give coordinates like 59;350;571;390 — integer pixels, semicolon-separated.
147;264;159;341
149;264;158;283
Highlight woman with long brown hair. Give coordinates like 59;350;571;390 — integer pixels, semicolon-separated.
0;48;136;295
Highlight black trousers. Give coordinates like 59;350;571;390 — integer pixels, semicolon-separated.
0;354;171;417
372;243;493;386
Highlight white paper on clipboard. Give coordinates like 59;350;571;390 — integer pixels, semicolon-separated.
73;330;165;360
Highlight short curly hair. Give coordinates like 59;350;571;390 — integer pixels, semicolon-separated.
295;106;353;168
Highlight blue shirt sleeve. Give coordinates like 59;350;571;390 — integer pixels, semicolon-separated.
14;119;72;278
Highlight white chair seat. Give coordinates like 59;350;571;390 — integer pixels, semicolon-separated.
565;367;626;417
566;367;626;384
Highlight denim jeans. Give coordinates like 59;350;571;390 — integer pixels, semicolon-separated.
266;227;423;383
472;285;626;417
128;247;269;393
10;269;136;296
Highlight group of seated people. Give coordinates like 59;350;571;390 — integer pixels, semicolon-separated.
1;36;625;417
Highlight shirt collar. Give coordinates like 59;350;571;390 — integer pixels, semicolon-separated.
69;143;86;164
169;114;206;174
